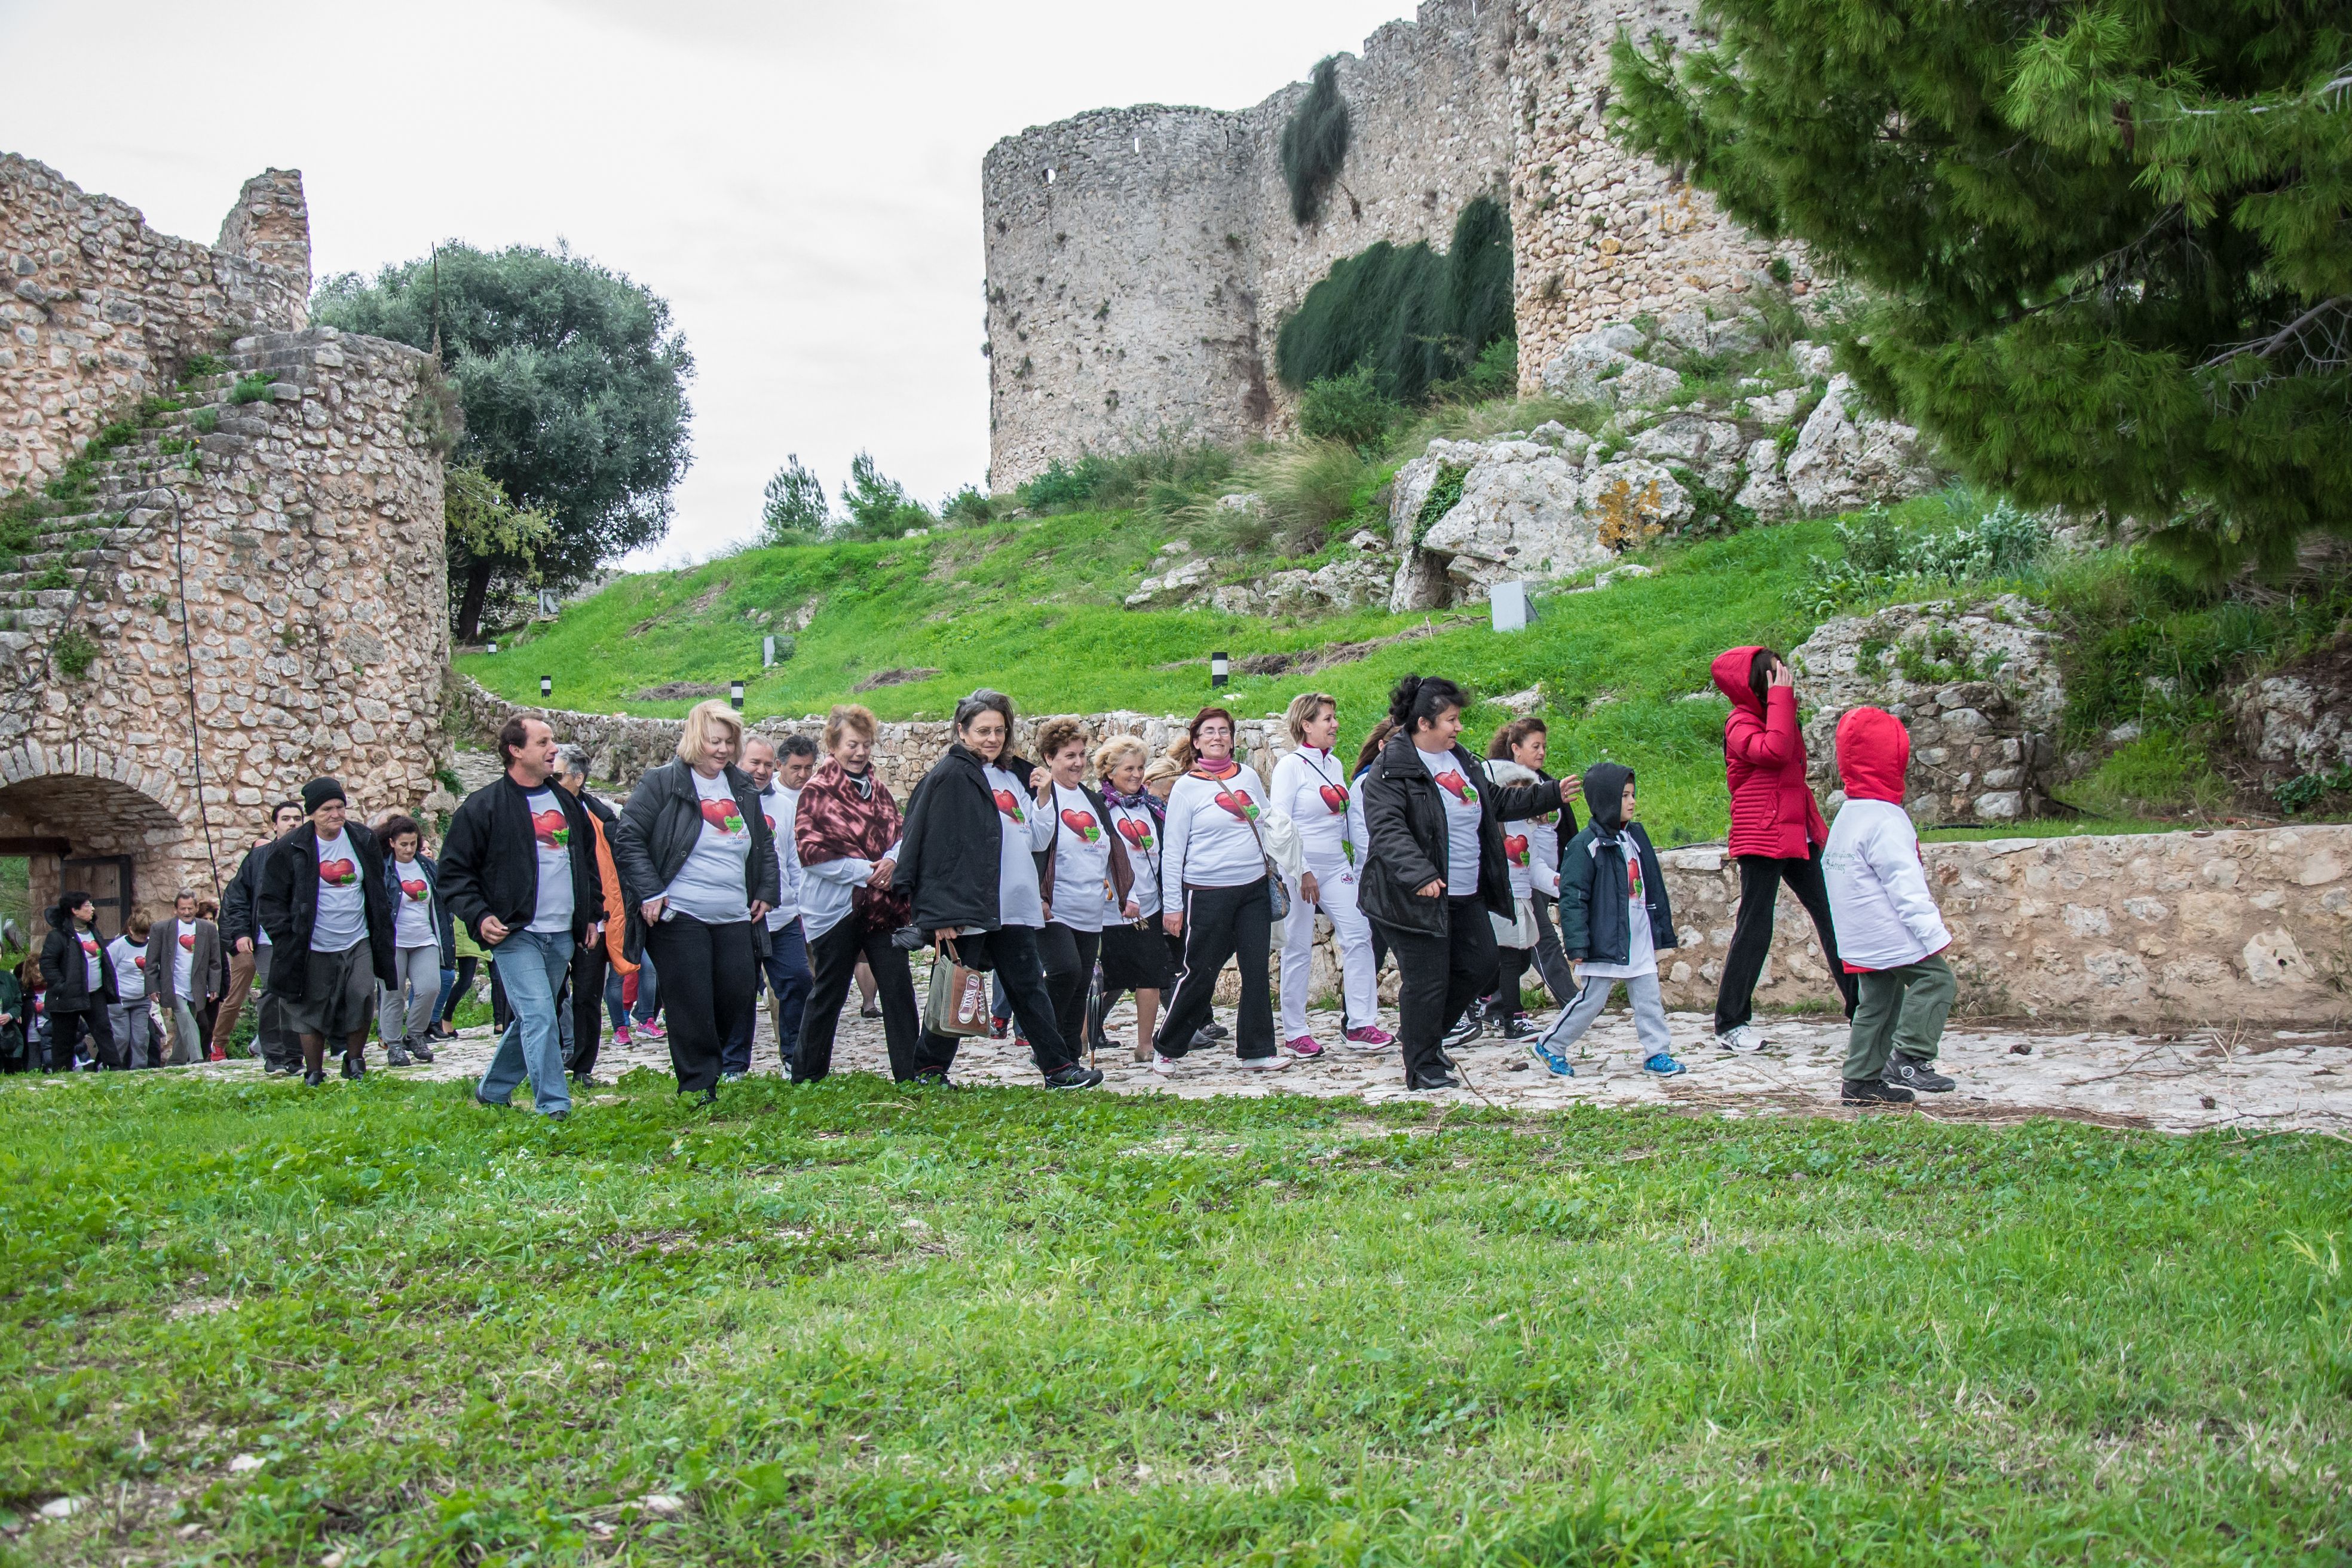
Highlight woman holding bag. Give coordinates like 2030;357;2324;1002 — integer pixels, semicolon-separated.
896;690;1102;1089
792;705;920;1083
1151;707;1285;1074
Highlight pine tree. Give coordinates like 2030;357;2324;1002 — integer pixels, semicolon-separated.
1609;1;2352;575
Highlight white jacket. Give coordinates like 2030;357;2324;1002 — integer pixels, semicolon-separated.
1821;799;1951;970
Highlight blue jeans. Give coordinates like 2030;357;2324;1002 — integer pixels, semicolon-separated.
477;929;574;1115
722;918;811;1073
604;950;660;1032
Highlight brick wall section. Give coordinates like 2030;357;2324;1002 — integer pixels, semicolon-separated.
1;152;311;488
980;0;1803;486
0;329;449;919
458;682;2350;1027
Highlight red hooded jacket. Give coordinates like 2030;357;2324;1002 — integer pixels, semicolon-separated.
1835;706;1910;803
1712;645;1830;859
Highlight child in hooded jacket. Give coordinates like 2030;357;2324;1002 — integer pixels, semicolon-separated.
1527;763;1685;1077
1820;707;1958;1103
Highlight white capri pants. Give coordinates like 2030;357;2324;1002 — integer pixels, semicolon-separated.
1279;854;1380;1037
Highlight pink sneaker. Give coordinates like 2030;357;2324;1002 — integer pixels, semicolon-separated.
612;1025;631;1046
636;1018;666;1041
1284;1034;1325;1058
1151;1053;1178;1077
1343;1024;1394;1050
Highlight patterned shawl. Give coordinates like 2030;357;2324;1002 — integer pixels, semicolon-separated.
795;759;911;932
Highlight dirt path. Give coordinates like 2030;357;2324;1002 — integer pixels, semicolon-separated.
303;994;2352;1137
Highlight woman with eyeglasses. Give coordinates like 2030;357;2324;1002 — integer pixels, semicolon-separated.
1150;707;1285;1076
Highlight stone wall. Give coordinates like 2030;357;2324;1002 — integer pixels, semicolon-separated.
1656;826;2352;1027
1;153;311;488
981;0;1799;486
460;683;2349;1027
0;329;449;921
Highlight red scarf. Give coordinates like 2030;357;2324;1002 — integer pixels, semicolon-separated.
797;760;910;932
1189;757;1242;781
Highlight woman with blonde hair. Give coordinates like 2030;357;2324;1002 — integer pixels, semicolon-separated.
1088;733;1166;1059
611;699;778;1100
1270;691;1388;1055
793;703;920;1081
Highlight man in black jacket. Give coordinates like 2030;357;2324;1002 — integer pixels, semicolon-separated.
218;800;305;1074
259;779;399;1086
440;715;603;1117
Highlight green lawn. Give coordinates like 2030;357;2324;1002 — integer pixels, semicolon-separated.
466;520;1841;847
3;1072;2347;1566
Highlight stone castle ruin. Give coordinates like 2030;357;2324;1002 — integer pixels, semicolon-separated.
0;153;448;933
984;0;1795;486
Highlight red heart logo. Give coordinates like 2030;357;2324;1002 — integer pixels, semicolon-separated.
80;937;97;956
136;955;148;969
179;933;196;950
532;808;571;847
1318;783;1349;813
993;789;1024;822
1434;770;1476;803
1116;817;1153;850
1505;834;1529;866
762;813;775;831
698;800;744;834
400;878;428;901
1060;808;1099;841
318;858;356;886
1213;790;1257;822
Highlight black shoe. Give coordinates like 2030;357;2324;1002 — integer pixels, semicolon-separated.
695;1087;719;1106
1842;1077;1915;1104
1408;1069;1461;1091
1882;1054;1955;1094
428;1020;457;1040
408;1040;436;1064
1492;1012;1536;1040
385;1044;413;1068
473;1091;509;1108
341;1054;365;1080
303;1068;327;1087
1443;1015;1483;1050
1203;1022;1229;1040
908;1071;953;1088
571;1071;600;1086
1043;1064;1103;1089
859;1002;882;1019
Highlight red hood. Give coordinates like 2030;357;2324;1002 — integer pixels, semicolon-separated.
1712;646;1765;717
1836;707;1910;803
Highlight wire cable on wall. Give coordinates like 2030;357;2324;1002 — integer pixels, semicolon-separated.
134;484;222;891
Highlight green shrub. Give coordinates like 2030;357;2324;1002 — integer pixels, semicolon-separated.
30;562;71;591
52;627;97;678
1794;498;2052;615
1236;438;1382;556
835;452;933;538
229;372;274;405
1016;443;1237;517
940;486;997;526
1430;336;1518;403
2274;764;2352;814
1297;364;1402;449
178;352;229;381
189;406;218;434
1416;463;1469;531
1279;57;1349;225
1275;198;1514;406
761;455;829;542
1019;457;1108;514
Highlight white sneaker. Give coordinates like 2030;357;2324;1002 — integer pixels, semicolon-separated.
1238;1054;1290;1072
1717;1023;1768;1054
1152;1053;1178;1077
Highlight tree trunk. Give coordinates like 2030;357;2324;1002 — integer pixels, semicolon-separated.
456;558;494;644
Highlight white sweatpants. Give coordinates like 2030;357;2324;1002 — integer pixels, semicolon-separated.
1279;853;1379;1037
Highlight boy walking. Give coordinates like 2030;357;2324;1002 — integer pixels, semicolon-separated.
1527;762;1685;1077
1821;708;1958;1105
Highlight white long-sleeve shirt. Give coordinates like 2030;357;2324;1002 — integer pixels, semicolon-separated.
1821;798;1952;970
984;763;1057;929
760;783;804;927
1269;745;1355;869
1162;768;1272;893
1492;761;1561;899
801;835;901;944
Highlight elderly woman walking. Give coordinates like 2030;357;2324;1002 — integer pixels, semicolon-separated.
793;704;921;1082
1151;706;1285;1075
1089;735;1170;1060
897;690;1102;1089
612;699;777;1102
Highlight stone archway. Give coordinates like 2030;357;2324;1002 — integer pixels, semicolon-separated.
0;758;210;941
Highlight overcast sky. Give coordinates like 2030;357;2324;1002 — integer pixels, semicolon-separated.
0;0;1411;567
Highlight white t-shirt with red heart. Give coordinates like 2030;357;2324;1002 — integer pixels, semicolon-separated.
108;934;146;1002
660;770;751;925
984;763;1054;929
1414;746;1484;898
1046;782;1111;933
311;829;367;952
392;860;436;948
78;929;103;993
172;918;198;997
525;789;577;933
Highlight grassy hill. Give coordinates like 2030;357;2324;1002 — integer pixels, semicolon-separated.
463;514;1843;847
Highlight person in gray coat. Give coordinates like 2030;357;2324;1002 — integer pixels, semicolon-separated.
146;889;222;1065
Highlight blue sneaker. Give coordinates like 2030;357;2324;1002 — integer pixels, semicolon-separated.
1527;1037;1575;1077
1642;1052;1687;1077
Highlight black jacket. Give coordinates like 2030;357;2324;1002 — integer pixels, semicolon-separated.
439;774;605;948
611;760;779;959
1358;734;1567;936
218;834;288;947
381;852;458;966
258;819;400;997
1555;762;1677;964
38;907;117;1012
898;743;1037;934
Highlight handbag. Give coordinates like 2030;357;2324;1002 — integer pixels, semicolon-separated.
923;936;993;1037
1238;807;1290;921
1492;895;1538;950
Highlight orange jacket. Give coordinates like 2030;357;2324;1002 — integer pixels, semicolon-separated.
585;808;636;975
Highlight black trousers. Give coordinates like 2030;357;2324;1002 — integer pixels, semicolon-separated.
1377;896;1499;1084
1038;923;1102;1065
440;955;478;1023
800;917;921;1082
642;915;756;1094
567;936;608;1077
1154;880;1275;1060
1488;892;1578;1013
1714;849;1858;1034
919;923;1075;1080
51;1005;122;1070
